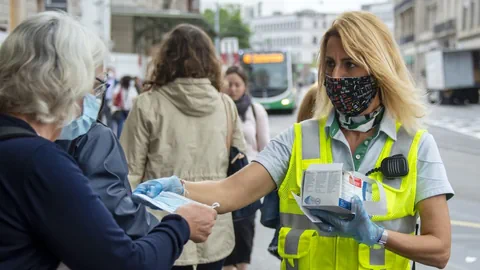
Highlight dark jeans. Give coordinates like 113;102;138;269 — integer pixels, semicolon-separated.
171;259;225;270
113;110;128;138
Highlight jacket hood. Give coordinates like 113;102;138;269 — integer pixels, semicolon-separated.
158;78;221;117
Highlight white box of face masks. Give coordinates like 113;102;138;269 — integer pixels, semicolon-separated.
301;163;373;218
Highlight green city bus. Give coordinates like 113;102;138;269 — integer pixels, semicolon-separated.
239;50;297;113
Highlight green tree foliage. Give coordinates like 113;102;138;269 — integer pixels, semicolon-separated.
203;4;251;49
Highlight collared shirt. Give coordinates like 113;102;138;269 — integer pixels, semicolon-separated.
254;110;454;205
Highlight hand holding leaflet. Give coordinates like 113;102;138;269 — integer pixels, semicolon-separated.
133;191;220;213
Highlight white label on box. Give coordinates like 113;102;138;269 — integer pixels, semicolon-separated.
301;164;375;215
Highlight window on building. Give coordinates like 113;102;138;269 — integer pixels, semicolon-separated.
462;3;468;30
163;0;173;9
323;20;327;29
45;0;67;11
313;36;318;45
478;0;480;26
470;1;476;29
425;4;437;32
408;9;414;35
314;21;318;28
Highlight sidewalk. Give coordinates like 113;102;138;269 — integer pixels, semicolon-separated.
425;104;480;140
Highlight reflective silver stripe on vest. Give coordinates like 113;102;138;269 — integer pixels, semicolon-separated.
280;213;336;237
285;229;303;254
376;215;418;234
301;120;320;159
281;213;417;234
386;127;416;189
284;229;303;270
286;259;299;270
369;247;386;266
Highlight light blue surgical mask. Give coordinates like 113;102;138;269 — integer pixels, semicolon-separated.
58;94;101;140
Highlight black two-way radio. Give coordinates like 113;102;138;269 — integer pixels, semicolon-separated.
366;154;409;178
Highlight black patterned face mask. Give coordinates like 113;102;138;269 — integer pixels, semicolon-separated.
324;75;379;117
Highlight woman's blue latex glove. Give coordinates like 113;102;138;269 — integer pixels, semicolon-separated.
133;176;184;198
310;195;384;246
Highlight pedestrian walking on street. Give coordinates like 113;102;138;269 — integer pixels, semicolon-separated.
134;11;455;270
99;66;118;128
223;66;270;270
120;24;246;270
111;75;138;137
0;12;216;270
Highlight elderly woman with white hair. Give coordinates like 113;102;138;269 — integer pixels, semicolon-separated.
0;12;217;270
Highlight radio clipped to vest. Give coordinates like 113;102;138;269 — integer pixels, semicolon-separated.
366;154;409;179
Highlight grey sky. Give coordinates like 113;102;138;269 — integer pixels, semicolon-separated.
201;0;389;14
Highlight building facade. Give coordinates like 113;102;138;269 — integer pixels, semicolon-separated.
361;1;395;34
110;0;206;55
394;0;480;87
0;0;45;31
1;0;208;78
249;10;337;66
457;0;480;49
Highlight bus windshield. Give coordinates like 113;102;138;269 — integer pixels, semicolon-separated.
246;63;288;90
241;52;289;97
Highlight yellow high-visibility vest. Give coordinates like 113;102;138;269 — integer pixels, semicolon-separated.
277;118;426;270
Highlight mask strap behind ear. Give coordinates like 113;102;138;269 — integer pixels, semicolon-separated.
97;91;106;122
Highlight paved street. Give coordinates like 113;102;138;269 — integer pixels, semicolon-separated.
249;89;480;270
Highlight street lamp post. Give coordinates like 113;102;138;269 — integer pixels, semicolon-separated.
214;2;221;56
9;0;27;32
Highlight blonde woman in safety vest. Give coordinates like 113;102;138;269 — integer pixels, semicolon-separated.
133;11;454;270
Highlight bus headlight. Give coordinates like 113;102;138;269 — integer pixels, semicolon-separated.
281;99;291;106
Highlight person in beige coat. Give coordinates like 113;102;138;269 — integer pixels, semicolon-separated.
120;24;246;270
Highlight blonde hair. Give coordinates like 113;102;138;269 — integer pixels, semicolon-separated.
297;83;318;123
314;11;426;134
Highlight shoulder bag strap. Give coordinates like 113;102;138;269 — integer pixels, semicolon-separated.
221;94;233;149
251;103;261;146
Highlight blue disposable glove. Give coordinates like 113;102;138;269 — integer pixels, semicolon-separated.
310;195;384;246
133;176;184;198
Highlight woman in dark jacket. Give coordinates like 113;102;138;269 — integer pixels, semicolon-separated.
56;93;159;239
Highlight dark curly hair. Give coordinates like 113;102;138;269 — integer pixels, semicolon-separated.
146;24;222;91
